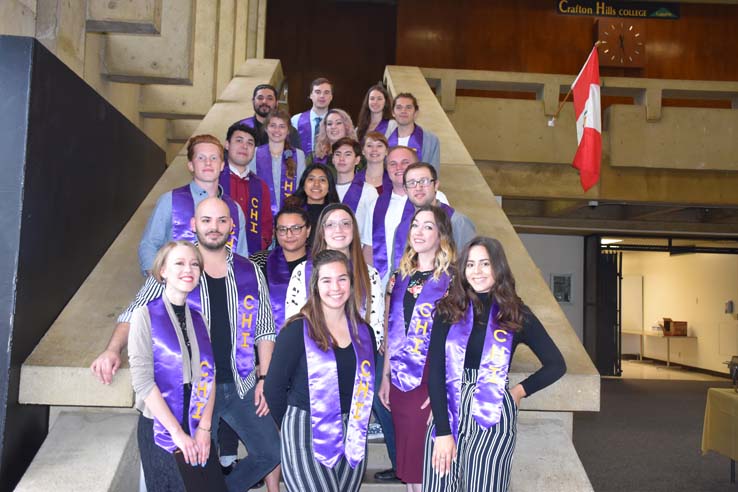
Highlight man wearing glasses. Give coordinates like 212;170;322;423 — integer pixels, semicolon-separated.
403;162;476;251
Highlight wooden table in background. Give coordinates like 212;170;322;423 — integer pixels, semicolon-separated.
702;387;738;483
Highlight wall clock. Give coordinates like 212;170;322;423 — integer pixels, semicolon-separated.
596;19;646;68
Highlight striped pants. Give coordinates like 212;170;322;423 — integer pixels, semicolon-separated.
422;369;518;492
280;405;366;492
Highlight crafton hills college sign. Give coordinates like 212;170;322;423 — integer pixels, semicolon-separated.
556;0;679;19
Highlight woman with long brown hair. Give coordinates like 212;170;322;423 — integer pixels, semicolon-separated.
285;203;384;350
255;109;306;217
265;249;377;492
356;84;394;143
423;237;566;492
378;206;456;491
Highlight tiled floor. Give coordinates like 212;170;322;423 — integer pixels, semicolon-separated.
613;359;729;382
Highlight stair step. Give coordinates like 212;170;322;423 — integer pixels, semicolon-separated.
250;469;405;491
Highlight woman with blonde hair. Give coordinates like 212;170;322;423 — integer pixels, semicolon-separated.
378;206;456;491
128;240;226;491
312;108;357;165
265;249;377;491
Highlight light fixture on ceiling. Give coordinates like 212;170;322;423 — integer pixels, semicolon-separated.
601;238;622;245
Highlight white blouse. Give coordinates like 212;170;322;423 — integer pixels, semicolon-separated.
285;260;385;349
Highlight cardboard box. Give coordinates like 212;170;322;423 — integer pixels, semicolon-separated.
662;318;688;336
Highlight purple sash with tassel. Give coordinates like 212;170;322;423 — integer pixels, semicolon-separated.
303;319;375;468
267;247;292;333
244;174;265;253
171;184;241;253
371;193;414;280
388;271;450;391
297;112;313;154
374;118;389;136
355;168;391;194
238;116;257;128
255;145;297;217
441;302;513;441
231;255;260;378
341;178;364;213
387;124;425;161
149;297;215;453
219;169;265;254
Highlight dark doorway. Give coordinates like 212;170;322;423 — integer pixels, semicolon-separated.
265;0;397;121
584;235;621;376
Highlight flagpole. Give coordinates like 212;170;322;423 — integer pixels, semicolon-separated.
548;41;601;126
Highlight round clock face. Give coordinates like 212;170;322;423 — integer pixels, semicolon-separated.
598;20;646;68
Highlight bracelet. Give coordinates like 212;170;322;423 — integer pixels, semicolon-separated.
258;374;267;381
197;425;211;433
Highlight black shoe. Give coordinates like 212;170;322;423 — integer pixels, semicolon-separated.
221;460;237;476
249;479;265;490
374;468;398;481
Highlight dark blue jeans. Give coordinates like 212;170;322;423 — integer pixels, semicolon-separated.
373;351;397;468
211;382;280;491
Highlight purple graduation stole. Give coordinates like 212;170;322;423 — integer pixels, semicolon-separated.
387;124;425;161
355;168;391;194
148;297;215;453
340;176;364;213
442;302;513;441
297;112;313;154
231;255;260;378
219;169;265;254
238;116;257;128
371;193;414;280
312;153;328;166
303;259;312;294
388;271;450;392
267;247;293;333
171;184;241;252
374;118;389;136
303;319;375;468
388;196;416;279
255;144;296;217
439;202;455;219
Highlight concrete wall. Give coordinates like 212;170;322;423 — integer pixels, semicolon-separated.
519;234;584;342
622;251;738;374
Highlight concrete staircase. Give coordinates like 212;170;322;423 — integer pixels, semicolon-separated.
6;3;599;491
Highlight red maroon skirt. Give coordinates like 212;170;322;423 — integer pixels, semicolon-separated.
389;378;431;483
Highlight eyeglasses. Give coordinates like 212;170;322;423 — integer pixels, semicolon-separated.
404;177;435;189
276;224;307;236
323;220;353;231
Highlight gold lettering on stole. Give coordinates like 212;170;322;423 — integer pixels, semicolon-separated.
200;360;212;378
197;381;208;398
489;344;509;366
241;295;255;348
486;366;504;386
249;197;259;234
493;329;509;343
411;337;423;354
354;359;372;419
283;180;293;194
193;401;205;419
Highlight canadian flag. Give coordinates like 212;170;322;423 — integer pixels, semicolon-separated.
571;47;601;192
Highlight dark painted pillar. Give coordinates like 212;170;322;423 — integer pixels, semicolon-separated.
0;36;166;491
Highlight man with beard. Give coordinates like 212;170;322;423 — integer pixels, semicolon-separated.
92;198;281;492
403;162;476;251
236;83;300;147
138;135;249;276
